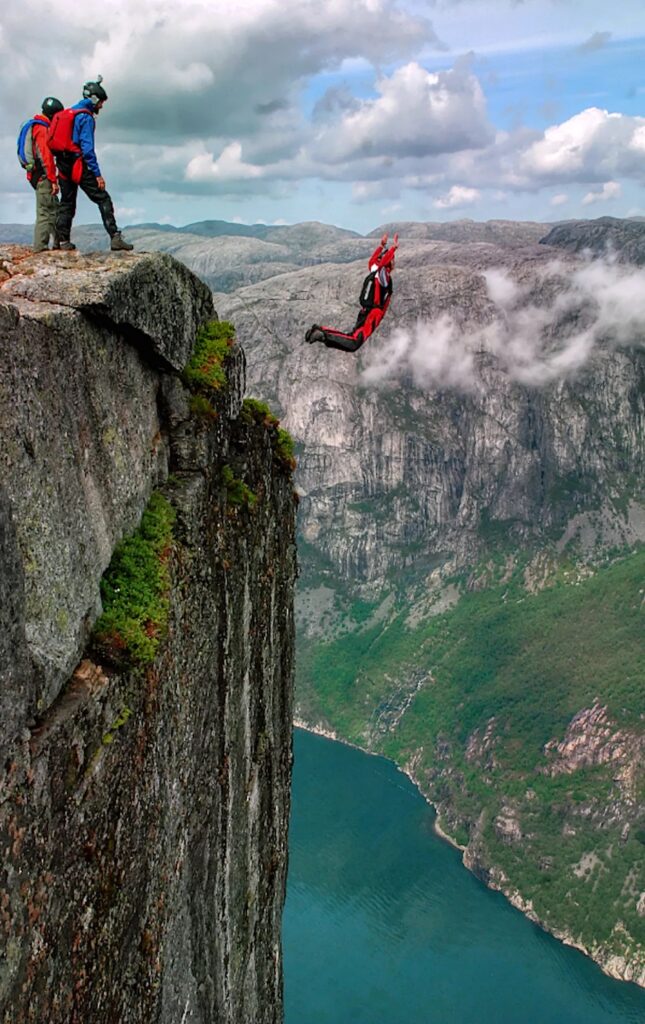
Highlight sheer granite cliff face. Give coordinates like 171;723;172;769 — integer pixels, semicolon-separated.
0;247;297;1023
216;237;645;589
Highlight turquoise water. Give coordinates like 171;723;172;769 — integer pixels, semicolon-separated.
283;729;645;1024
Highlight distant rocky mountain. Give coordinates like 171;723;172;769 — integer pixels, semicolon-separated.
541;216;645;264
214;223;643;587
0;219;368;292
0;222;109;250
0;224;33;245
369;218;549;246
123;217;563;291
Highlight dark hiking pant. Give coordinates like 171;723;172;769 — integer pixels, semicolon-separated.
33;178;59;251
318;305;386;352
55;155;118;242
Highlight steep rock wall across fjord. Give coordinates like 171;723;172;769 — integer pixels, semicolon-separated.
0;246;297;1023
214;227;645;985
217;233;645;589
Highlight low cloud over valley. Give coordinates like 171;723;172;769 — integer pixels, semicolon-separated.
361;259;645;390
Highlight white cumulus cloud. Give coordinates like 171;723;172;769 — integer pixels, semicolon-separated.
0;0;437;145
582;181;621;205
310;61;493;165
434;185;481;208
519;107;645;184
186;142;263;182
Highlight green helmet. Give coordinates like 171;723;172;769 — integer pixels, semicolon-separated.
83;75;108;107
41;97;64;118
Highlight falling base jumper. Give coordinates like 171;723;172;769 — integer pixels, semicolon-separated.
305;233;398;352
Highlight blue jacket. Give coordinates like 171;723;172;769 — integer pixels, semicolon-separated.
71;99;101;177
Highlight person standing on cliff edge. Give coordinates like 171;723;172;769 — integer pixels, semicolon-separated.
17;97;64;252
50;77;133;252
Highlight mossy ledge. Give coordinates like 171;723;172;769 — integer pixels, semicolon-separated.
92;492;176;668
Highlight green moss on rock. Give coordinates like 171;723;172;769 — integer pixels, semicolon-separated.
92;493;176;667
102;705;133;745
242;397;297;471
275;427;296;468
183;320;235;393
188;393;218;420
222;465;257;508
242;397;279;428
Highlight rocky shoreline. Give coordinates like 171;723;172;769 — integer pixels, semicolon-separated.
292;717;645;989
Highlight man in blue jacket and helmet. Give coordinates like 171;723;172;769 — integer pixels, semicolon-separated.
53;77;133;251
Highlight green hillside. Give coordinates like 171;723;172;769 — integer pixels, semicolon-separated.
296;544;645;966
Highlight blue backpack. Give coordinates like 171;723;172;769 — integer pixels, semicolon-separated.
17;116;48;171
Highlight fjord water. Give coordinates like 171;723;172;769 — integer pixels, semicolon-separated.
284;729;645;1024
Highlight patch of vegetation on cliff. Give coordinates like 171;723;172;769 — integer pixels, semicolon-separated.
242;397;297;471
102;705;133;745
183;319;235;393
92;492;176;667
297;544;645;958
222;465;257;508
189;393;219;421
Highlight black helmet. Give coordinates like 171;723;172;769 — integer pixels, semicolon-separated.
41;96;64;118
83;75;108;106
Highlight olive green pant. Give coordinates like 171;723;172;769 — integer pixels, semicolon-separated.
34;179;59;251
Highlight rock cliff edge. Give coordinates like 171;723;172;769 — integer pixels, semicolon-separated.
0;246;297;1023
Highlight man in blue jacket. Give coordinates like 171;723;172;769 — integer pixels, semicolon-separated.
54;78;133;251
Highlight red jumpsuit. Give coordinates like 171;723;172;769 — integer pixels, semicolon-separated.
308;241;397;352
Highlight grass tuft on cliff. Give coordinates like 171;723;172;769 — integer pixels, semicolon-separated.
242;397;297;471
222;464;257;508
189;393;218;420
92;492;176;667
183;319;235;393
242;397;279;428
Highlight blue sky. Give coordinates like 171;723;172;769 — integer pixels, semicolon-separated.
2;0;644;232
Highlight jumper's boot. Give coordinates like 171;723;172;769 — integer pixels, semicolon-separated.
305;325;325;344
58;240;76;251
110;232;134;251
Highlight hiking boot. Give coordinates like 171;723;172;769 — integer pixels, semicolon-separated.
58;240;76;251
110;232;134;251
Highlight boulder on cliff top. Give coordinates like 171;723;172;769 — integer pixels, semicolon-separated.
0;247;214;371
